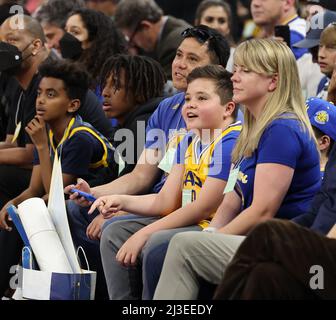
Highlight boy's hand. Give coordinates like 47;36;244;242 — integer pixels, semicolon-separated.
89;195;124;218
25;115;48;150
86;214;105;240
116;231;150;266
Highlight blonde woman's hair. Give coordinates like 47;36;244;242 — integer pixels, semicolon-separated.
231;38;316;163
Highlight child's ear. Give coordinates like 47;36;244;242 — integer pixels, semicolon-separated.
223;101;236;118
67;99;80;114
318;135;331;152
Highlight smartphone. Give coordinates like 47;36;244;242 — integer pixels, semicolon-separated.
70;188;96;202
274;25;291;48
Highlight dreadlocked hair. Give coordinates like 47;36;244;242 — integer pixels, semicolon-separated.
100;54;167;105
68;8;127;87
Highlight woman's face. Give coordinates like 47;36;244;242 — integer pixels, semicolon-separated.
231;64;274;108
199;6;230;37
65;14;91;49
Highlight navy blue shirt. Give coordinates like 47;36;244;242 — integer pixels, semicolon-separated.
235;117;320;219
33;131;105;179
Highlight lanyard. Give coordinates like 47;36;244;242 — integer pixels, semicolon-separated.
14;91;24;126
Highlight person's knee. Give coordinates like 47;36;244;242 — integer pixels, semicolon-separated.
100;220;128;254
143;230;171;255
168;231;203;256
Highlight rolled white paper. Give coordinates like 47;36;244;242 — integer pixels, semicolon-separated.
18;198;73;273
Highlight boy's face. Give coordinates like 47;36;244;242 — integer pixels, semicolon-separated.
36;77;76;122
172;37;212;91
102;71;135;123
182;78;230;132
318;27;336;77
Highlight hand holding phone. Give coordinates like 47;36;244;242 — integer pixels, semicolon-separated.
70;188;96;202
274;25;291;47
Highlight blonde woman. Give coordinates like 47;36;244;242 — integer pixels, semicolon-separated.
154;39;321;300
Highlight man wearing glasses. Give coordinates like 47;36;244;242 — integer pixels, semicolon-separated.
114;0;190;79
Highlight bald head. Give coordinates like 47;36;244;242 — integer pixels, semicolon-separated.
2;14;46;44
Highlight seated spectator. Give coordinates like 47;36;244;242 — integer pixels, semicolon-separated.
35;0;85;57
99;54;167;177
194;0;235;71
63;25;231;300
293;10;336;99
60;8;127;94
316;23;336;99
154;39;321;300
114;0;190;80
66;53;167;246
0;14;114;207
93;65;241;300
0;60;116;298
306;97;336;176
215;217;336;299
250;0;308;60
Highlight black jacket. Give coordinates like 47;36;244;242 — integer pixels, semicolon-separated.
292;144;336;234
112;96;164;176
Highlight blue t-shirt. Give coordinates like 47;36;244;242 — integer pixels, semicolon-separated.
145;92;187;193
235;117;320;219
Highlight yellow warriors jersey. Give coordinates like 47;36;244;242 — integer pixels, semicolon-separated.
180;123;242;228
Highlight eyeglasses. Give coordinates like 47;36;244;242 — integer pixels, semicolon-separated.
181;27;213;43
126;21;143;47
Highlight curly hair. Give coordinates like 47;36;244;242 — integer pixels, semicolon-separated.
38;59;90;105
68;8;127;87
99;54;166;105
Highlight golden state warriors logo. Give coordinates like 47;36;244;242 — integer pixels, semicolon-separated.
314;110;329;125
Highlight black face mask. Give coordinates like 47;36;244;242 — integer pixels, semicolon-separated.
59;32;83;60
0;42;23;76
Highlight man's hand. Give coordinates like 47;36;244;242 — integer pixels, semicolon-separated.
25;116;48;150
86;214;105;240
64;178;92;207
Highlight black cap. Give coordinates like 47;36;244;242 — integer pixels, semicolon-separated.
293;10;336;48
306;0;336;12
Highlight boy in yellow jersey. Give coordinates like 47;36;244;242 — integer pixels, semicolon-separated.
90;64;242;300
